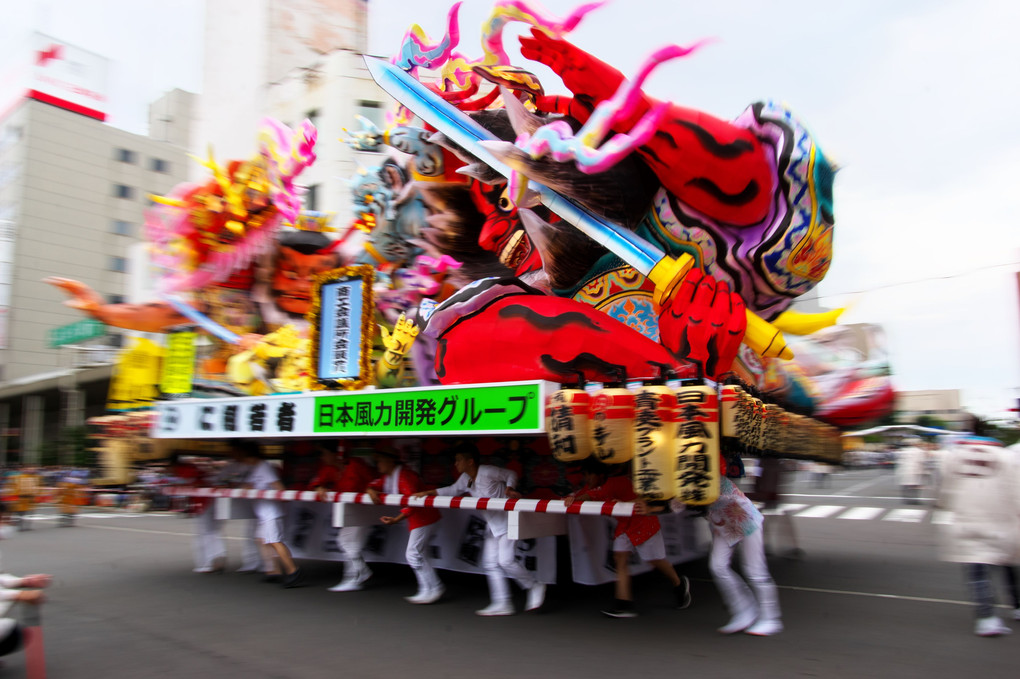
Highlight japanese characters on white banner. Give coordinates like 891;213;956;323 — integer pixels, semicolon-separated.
151;381;551;438
214;499;706;586
282;502;557;584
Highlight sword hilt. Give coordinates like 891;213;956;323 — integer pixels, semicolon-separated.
649;254;793;360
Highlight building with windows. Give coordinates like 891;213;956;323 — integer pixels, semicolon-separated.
0;35;189;465
197;0;388;220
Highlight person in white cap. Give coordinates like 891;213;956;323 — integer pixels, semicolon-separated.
367;448;444;604
415;442;546;616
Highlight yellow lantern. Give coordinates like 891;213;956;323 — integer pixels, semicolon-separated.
786;413;804;458
546;387;593;462
631;384;678;500
736;388;754;450
762;403;783;457
720;383;743;449
674;383;720;505
589;384;635;464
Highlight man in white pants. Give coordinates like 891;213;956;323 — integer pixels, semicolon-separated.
368;449;444;604
308;447;378;592
415;443;546;616
696;476;782;636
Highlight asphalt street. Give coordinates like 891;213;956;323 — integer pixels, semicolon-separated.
2;466;1018;678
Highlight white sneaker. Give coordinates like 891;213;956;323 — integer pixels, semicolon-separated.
718;610;758;634
353;567;372;586
1014;608;1020;621
405;590;431;604
476;601;515;616
329;566;372;592
526;582;546;611
745;619;784;636
420;584;445;604
407;584;445;605
974;616;1012;637
328;579;362;593
192;567;214;574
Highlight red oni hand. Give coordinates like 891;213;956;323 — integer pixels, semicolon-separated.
658;269;747;380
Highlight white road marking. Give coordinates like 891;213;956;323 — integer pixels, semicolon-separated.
883;508;927;523
79;523;247;541
772;583;1013;609
761;503;807;516
837;507;885;521
794;505;844;518
930;510;953;525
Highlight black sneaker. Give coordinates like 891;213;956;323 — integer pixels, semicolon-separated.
601;599;638;618
283;568;304;589
675;576;692;609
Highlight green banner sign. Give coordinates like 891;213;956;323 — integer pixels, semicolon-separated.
48;318;106;348
314;382;543;435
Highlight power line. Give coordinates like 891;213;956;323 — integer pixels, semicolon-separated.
813;260;1020;301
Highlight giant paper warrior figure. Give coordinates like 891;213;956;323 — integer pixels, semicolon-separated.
47;119;334;389
361;1;838;387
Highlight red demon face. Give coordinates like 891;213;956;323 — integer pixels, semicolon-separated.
469;181;543;276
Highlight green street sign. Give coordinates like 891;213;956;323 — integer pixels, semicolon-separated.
314;382;544;435
48;318;106;348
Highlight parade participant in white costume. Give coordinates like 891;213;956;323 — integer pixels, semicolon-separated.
415;443;546;616
367;449;444;604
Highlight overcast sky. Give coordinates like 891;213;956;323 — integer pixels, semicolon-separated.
5;0;1019;417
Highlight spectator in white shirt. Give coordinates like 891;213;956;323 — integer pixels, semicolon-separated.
238;441;303;588
414;443;546;616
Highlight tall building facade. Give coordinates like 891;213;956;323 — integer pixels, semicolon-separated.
0;35;190;464
197;0;387;221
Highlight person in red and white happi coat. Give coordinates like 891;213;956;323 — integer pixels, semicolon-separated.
414;442;546;616
367;448;444;604
569;459;690;618
308;445;378;592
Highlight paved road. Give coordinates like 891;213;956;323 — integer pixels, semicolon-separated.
2;467;1017;678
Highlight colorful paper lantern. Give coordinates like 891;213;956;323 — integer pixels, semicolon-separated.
631;384;678;500
762;403;783;457
589;385;635;464
674;383;720;505
546;387;593;462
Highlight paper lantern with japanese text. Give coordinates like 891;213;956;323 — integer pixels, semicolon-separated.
589;385;635;464
735;387;754;450
750;396;766;455
674;384;720;505
546;388;593;462
631;384;678;500
721;384;743;443
762;403;783;456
